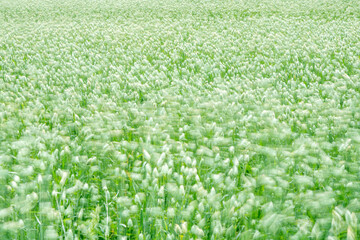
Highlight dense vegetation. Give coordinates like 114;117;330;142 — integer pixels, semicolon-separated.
1;0;360;239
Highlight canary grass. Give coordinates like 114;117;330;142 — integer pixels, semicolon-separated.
0;0;360;239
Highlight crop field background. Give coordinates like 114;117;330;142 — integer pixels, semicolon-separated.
1;0;360;239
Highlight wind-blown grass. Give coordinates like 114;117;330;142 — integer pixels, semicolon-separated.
1;0;360;239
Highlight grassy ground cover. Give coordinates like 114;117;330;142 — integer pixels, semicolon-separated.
1;0;360;239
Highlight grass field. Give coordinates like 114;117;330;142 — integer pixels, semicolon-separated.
1;0;360;239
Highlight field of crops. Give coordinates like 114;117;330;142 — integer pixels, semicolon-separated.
1;0;360;239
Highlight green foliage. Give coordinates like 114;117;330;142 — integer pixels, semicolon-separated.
0;0;360;239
